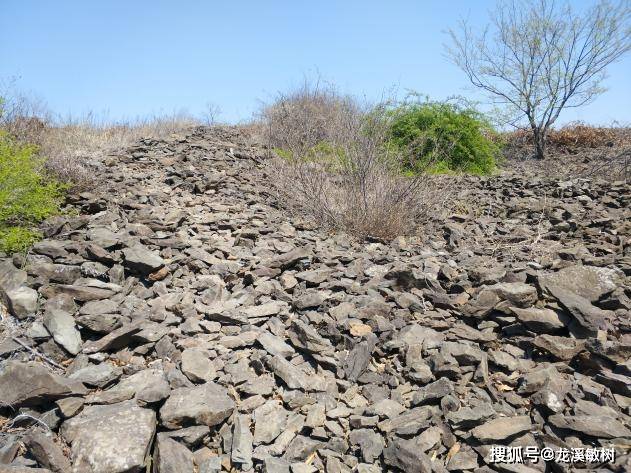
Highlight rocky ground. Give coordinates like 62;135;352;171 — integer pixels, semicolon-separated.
0;126;629;473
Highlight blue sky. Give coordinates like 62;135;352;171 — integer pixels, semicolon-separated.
2;0;629;125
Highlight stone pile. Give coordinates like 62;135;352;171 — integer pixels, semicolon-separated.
0;127;629;472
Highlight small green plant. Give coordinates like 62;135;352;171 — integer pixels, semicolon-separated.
0;131;65;253
388;100;501;175
275;141;350;171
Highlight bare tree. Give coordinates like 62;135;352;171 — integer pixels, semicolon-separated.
447;0;631;159
201;102;221;126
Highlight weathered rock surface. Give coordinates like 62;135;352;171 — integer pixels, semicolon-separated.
0;361;84;407
0;261;38;319
159;382;234;429
61;400;156;473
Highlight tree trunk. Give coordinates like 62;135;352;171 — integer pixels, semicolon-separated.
532;128;546;160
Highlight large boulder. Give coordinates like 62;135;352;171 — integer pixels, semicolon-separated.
61;400;156;473
538;265;622;303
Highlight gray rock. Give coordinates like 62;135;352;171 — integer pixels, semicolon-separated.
510;306;567;331
181;348;216;383
82;320;144;354
446;403;496;429
548;414;631;438
160;382;234;429
257;331;295;358
153;434;194;473
123;245;165;275
231;414;253;470
0;361;85;407
43;309;82;355
61;400;156;473
68;362;121;388
470;415;532;443
0;260;38;319
377;407;433;435
254;400;288;445
538;265;621;303
23;431;72;473
383;436;433;473
412;377;454;405
348;429;383;463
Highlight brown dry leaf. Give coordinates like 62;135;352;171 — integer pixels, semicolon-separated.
305;451;317;465
446;442;461;464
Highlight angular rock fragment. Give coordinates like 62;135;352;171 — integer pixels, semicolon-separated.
43;309;82;355
0;361;85;407
232;414;253;470
181;348;215;383
153;434;194;473
470;415;532;443
82;320;144;353
548;414;631;438
61;400;156;473
160;382;234;429
122;245;166;275
0;260;38;319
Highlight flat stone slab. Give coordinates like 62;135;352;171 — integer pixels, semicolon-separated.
160;382;235;429
61;400;156;473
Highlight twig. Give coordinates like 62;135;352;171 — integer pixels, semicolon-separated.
7;414;51;432
11;337;64;370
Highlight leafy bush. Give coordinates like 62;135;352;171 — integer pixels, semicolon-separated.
387;101;500;175
0;132;65;253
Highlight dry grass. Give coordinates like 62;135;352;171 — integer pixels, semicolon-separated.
502;123;631;181
261;81;453;241
1;87;199;187
503;122;631;152
36;113;199;187
1;78;203;187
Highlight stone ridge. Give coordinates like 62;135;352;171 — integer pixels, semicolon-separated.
0;126;629;472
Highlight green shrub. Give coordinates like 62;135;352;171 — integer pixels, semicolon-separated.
388;101;501;175
0;131;65;253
